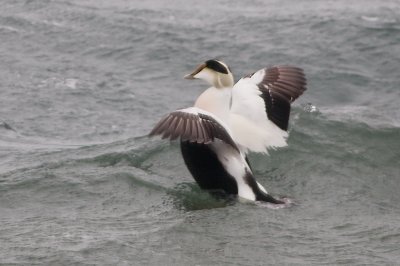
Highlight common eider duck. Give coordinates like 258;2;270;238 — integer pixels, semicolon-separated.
149;59;307;203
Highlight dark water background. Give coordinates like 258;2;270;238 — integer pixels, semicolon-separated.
1;0;400;265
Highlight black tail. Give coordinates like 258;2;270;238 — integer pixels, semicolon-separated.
245;156;284;204
255;189;285;204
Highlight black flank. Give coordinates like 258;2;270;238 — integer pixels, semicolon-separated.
180;141;238;195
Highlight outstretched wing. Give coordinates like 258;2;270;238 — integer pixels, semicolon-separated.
149;107;238;151
230;66;307;153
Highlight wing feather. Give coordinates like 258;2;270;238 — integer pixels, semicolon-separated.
149;107;239;151
233;65;307;131
201;120;215;144
173;118;185;139
150;114;172;136
194;120;203;143
196;120;206;143
163;116;178;139
230;65;307;153
189;119;198;142
182;117;192;141
260;66;307;130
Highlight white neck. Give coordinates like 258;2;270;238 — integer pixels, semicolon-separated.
194;87;231;122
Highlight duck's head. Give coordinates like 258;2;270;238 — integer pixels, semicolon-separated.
184;59;234;88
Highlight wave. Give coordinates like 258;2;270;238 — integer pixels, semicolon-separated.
1;106;399;215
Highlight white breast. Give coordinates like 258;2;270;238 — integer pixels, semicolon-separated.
194;87;231;123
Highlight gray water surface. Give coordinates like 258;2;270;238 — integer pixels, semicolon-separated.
1;0;400;265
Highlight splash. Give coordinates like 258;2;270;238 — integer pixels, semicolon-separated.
303;103;319;113
256;197;296;209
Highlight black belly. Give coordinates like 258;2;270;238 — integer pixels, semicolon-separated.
180;141;238;195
